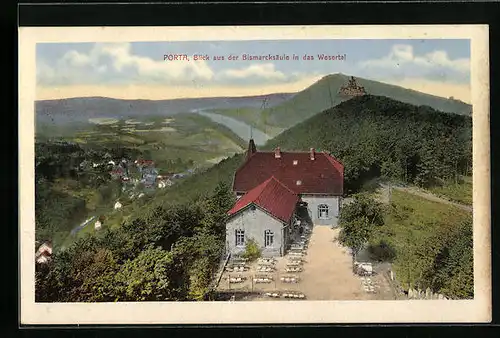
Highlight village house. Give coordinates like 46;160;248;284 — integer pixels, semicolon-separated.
110;166;125;179
35;241;53;264
225;139;344;257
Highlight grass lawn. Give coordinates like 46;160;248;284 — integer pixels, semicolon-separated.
369;189;472;290
427;176;472;206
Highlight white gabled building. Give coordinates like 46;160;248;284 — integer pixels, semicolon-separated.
35;242;53;264
95;220;102;230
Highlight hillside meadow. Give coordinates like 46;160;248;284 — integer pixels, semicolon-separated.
370;189;473;299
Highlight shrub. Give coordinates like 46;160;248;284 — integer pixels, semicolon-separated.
367;240;396;262
242;238;261;261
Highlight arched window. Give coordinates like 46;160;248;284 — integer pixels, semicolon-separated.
235;229;245;247
264;230;274;247
318;204;329;219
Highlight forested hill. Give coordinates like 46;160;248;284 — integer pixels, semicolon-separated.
264;95;472;193
145;94;471;202
261;73;472;129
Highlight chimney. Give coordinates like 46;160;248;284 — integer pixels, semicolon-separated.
247;139;257;159
274;147;281;159
310;148;315;160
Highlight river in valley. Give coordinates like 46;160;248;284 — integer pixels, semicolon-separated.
193;109;270;146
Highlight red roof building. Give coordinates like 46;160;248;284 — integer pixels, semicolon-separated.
136;159;155;166
233;144;344;195
225;139;345;257
227;176;299;223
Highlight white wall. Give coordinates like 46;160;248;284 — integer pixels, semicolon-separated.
226;206;286;257
301;195;341;226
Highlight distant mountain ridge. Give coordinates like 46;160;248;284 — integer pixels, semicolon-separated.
36;93;295;125
261;73;472;129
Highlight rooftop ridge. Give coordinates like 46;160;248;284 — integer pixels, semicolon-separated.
232;147;344;195
228;174;299;222
270;175;298;195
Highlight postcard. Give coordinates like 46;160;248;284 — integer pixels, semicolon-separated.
19;25;491;324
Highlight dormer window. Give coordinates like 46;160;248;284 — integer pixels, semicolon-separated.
296;180;302;186
293;160;298;165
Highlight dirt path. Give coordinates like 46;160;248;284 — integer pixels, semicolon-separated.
299;227;370;300
379;184;472;213
217;225;395;301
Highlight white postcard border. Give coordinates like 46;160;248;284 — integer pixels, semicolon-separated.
19;25;491;324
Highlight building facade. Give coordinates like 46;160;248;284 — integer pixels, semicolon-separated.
226;140;344;257
226;206;291;257
301;194;341;227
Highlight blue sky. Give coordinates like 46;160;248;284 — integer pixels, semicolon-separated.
36;39;471;101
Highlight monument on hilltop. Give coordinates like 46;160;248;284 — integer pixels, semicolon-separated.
339;76;367;97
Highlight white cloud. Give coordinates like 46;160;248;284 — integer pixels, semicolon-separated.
358;44;470;83
36;61;56;84
61;50;92;67
217;63;286;81
215;63;312;86
38;42;215;86
37;43;316;88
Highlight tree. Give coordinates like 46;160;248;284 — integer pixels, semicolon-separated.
426;218;473;299
187;256;214;301
113;246;187;301
77;248;120;302
338;216;374;256
197;181;235;238
338;194;384;257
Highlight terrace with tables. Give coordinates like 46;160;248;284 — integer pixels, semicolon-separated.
216;224;313;300
216;223;395;301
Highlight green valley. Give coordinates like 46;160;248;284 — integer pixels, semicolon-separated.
35;93;474;302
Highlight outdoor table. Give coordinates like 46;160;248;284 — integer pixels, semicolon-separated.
285;267;302;273
257;266;274;272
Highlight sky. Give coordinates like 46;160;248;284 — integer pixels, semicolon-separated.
36;39;471;102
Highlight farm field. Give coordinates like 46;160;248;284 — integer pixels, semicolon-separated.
38;113;246;173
